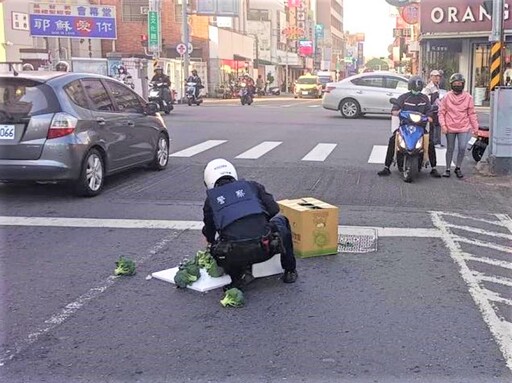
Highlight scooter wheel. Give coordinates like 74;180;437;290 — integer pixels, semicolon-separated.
472;145;485;162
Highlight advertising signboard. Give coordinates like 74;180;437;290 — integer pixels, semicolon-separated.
298;40;313;57
29;3;116;39
420;0;512;34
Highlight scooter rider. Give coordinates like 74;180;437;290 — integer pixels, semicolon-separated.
202;159;298;289
378;76;442;178
186;69;202;99
151;65;172;104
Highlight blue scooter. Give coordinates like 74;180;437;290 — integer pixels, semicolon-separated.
390;98;429;183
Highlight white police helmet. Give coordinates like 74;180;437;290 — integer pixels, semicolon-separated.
204;158;238;189
55;61;70;72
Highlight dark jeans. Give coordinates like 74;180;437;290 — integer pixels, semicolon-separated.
269;213;297;272
384;129;437;168
160;87;171;103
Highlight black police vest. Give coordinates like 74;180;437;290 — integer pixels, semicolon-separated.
206;180;265;231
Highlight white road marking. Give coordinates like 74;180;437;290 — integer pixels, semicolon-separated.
430;211;512;372
368;145;388;164
302;143;337;162
235;141;282;159
368;145;452;167
0;216;443;238
497;214;512;232
307;105;321;108
461;253;512;270
169;140;226;157
444;223;512;240
0;232;179;367
435;211;507;227
454;236;512;254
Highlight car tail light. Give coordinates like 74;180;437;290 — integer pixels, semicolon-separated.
325;86;336;93
47;113;78;139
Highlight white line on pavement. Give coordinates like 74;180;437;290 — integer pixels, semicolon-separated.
461;253;512;270
235;141;282;159
444;223;512;240
368;145;451;167
169;140;226;158
302;143;337;162
0;216;443;238
0;232;179;367
433;211;507;227
430;211;512;372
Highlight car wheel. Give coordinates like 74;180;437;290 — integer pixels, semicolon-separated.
150;133;169;170
340;98;361;119
75;148;104;197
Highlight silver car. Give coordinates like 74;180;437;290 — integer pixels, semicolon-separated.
0;71;170;196
322;72;409;119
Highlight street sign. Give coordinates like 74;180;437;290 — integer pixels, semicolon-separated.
176;43;187;56
148;11;159;52
29;3;117;39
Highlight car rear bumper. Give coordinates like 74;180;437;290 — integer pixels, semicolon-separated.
0;142;87;181
322;94;339;110
0;159;79;181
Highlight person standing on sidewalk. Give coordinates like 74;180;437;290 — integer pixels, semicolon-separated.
422;70;443;147
438;73;479;179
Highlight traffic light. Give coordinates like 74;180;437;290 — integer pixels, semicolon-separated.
140;34;148;47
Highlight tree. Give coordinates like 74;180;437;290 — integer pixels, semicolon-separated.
365;58;389;71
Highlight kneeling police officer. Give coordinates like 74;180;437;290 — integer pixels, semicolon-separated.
202;159;298;289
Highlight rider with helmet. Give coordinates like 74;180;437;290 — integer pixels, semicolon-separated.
378;75;442;178
202;158;298;290
438;73;479;179
186;69;202;98
151;65;172;104
22;63;34;71
55;61;70;72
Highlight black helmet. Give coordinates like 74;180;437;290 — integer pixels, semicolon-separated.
449;73;465;94
449;73;465;85
408;76;424;92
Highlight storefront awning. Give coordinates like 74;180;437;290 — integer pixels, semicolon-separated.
233;54;251;61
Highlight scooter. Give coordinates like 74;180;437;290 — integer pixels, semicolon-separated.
186;82;203;106
390;98;429;183
467;125;489;162
148;82;173;114
239;83;253;105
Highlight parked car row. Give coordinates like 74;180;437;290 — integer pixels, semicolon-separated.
0;71;170;196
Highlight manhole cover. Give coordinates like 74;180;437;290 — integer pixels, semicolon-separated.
337;233;377;254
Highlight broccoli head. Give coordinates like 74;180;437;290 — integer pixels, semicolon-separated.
174;268;199;288
114;257;136;276
220;288;245;308
195;250;224;277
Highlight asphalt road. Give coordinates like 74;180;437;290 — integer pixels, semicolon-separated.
1;97;511;383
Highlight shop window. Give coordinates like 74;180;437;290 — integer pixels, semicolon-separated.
472;44;490;106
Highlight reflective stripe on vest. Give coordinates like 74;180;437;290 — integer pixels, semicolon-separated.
207;180;264;231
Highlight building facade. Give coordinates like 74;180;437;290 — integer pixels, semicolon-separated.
316;0;343;73
420;0;512;105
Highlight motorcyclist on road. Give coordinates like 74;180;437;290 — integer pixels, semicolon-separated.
186;69;202;99
151;65;172;104
377;76;442;178
239;74;255;97
202;158;298;290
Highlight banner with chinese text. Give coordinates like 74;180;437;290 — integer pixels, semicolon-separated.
29;3;117;39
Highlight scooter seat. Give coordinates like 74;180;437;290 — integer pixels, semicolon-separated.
479;126;489;131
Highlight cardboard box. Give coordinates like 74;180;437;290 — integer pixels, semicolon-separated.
278;197;339;258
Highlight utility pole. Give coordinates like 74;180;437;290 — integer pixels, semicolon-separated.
182;0;190;101
285;38;289;93
488;0;505;90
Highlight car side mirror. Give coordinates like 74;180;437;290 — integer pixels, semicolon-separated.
145;102;159;115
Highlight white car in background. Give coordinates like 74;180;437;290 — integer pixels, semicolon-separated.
322;72;409;119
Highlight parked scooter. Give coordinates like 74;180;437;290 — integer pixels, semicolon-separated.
148;82;173;114
239;83;253;105
390;98;429;183
268;86;281;96
467;125;489;162
186;82;203;106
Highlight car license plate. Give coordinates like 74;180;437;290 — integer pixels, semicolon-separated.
302;91;308;95
0;125;15;140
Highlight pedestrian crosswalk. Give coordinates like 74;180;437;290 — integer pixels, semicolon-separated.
168;139;456;166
